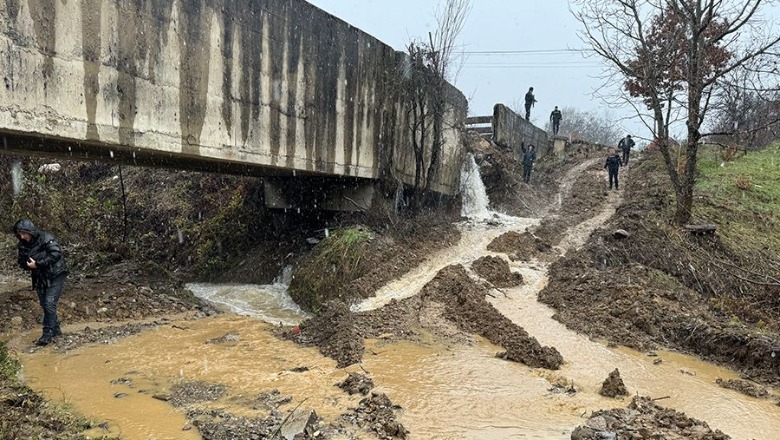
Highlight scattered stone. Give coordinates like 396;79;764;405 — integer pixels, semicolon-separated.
113;392;128;399
337;372;374;396
10;316;23;328
572;396;731;440
206;333;239;344
280;409;318;440
152;393;172;402
599;368;628;398
613;229;630;239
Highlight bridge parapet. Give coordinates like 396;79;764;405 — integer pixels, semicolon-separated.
0;0;466;198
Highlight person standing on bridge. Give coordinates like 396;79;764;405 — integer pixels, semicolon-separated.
549;106;562;135
618;134;635;166
11;219;69;346
604;148;622;190
524;87;537;120
521;143;537;183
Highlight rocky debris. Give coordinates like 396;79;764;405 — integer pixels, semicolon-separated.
422;265;563;369
280;409;320;440
340;391;408;440
169;381;227;407
471;256;523;288
337;372;374;396
599;368;629;398
715;378;768;398
572;396;731;440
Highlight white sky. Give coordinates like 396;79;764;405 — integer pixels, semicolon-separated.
305;0;644;139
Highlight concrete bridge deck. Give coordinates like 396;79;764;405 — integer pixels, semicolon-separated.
0;0;467;209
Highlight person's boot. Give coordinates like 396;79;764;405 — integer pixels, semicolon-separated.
35;333;53;346
53;328;63;337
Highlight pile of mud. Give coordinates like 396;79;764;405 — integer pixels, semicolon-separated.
572;396;730;440
471;256;523;288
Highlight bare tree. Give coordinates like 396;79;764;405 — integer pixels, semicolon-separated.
402;0;472;211
574;0;780;225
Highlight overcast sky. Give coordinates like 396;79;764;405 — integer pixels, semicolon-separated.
306;0;642;138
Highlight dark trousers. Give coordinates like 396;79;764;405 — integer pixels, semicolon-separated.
36;274;65;336
552;121;560;135
523;164;533;183
525;104;532;120
608;169;619;190
621;149;630;165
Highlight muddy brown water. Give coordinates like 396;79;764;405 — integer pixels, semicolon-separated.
14;163;780;439
16;219;780;439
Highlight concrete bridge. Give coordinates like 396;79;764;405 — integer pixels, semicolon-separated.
0;0;467;210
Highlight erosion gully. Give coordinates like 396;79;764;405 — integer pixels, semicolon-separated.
15;159;780;439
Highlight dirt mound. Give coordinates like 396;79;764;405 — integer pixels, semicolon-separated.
421;265;563;369
292;302;364;368
471;256;523;287
572;396;730;440
487;230;554;261
599;368;629;398
715;378;768;398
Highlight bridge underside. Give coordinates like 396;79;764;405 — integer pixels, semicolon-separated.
1;129;376;212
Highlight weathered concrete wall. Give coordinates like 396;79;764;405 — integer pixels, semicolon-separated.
0;0;466;195
492;104;548;160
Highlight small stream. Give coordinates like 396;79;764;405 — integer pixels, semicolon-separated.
17;155;780;439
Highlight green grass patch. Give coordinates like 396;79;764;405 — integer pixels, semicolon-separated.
287;226;374;313
0;341;21;381
695;143;780;255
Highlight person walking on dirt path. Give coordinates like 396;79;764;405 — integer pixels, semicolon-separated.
550;106;562;135
618;134;635;166
604;148;622;190
521;143;537;183
11;219;69;346
524;87;537;120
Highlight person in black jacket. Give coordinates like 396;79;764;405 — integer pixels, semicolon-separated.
12;219;69;346
604;148;622;190
618;134;635;166
524;87;537;120
521;143;537;183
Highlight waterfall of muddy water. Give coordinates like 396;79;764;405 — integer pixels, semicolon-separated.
185;266;309;326
460;153;491;220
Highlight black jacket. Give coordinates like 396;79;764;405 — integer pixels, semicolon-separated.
521;145;537;166
605;155;622;172
13;219;68;288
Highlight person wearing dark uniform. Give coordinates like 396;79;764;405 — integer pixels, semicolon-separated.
524;87;537;120
12;219;69;346
521;143;537;183
604;148;622;190
549;106;562;135
618;134;635;166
